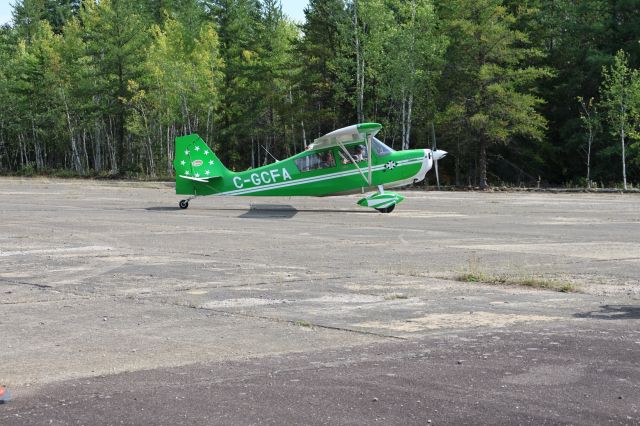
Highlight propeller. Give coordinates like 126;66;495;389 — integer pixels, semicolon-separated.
430;122;447;189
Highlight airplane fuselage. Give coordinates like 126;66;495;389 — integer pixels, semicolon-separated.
176;141;433;197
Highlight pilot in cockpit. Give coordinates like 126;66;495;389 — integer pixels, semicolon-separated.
352;145;364;162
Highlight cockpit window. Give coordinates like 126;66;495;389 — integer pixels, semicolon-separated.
294;149;336;172
372;137;394;157
339;144;368;164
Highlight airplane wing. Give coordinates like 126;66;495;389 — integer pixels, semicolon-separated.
306;123;382;187
307;123;382;150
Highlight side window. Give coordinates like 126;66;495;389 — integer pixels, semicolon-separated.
339;144;368;164
295;150;336;172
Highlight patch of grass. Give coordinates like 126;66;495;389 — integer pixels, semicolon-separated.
456;254;577;293
459;272;492;283
384;293;409;300
400;269;429;277
457;273;577;293
293;320;313;328
514;278;577;293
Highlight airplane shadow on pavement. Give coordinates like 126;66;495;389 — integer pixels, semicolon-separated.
237;205;378;218
146;206;181;211
143;205;296;218
144;205;376;217
574;305;640;320
239;204;298;219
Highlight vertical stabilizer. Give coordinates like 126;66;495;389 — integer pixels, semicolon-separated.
174;134;229;195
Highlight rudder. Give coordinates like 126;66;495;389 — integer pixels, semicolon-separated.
174;134;229;195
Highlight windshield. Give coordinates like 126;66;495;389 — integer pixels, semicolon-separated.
372;137;394;157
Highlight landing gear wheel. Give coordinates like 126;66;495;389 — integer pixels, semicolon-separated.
179;200;189;209
375;204;395;213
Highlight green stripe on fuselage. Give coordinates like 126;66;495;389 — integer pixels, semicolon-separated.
183;148;425;197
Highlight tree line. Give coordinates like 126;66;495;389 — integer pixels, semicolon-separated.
0;0;639;188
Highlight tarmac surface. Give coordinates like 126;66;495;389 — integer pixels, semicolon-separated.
0;178;639;424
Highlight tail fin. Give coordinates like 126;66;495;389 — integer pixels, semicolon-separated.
174;134;229;195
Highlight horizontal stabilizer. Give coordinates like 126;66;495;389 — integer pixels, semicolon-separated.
178;175;220;183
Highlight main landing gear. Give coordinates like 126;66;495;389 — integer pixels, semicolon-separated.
357;185;404;213
375;204;396;214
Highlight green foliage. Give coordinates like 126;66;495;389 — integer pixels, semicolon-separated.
80;0;150;173
295;0;353;137
128;16;224;175
600;51;640;141
0;0;639;188
437;0;551;188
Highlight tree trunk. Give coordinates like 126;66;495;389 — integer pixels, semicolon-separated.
301;120;307;149
621;127;627;190
94;119;102;172
619;85;627;190
141;110;155;176
479;137;488;189
61;89;83;174
82;129;89;172
455;137;461;186
354;0;364;123
251;136;255;169
108;116;118;173
167;125;173;176
401;90;406;150
404;92;413;150
18;134;24;169
586;127;592;187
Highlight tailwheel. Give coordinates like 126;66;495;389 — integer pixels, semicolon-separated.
375;204;395;214
179;199;189;209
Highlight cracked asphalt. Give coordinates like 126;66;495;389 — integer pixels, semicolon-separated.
0;178;639;425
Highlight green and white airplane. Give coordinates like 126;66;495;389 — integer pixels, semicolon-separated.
173;123;446;213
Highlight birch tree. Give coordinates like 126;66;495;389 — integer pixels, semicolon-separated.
577;96;600;187
599;50;640;190
381;0;445;150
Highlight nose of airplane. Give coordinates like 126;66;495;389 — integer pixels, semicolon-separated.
433;150;447;161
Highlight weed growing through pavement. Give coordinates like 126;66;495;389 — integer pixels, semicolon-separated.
457;254;577;293
384;293;409;300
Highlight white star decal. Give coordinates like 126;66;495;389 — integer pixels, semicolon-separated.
185;171;190;175
209;160;214;165
184;150;189;155
205;170;210;175
180;160;186;166
194;146;201;151
195;173;200;178
204;150;209;155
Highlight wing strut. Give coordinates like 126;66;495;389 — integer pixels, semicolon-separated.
337;141;369;186
366;134;372;186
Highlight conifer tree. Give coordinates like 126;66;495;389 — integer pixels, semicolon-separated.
296;0;352;137
81;0;149;173
437;0;550;188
